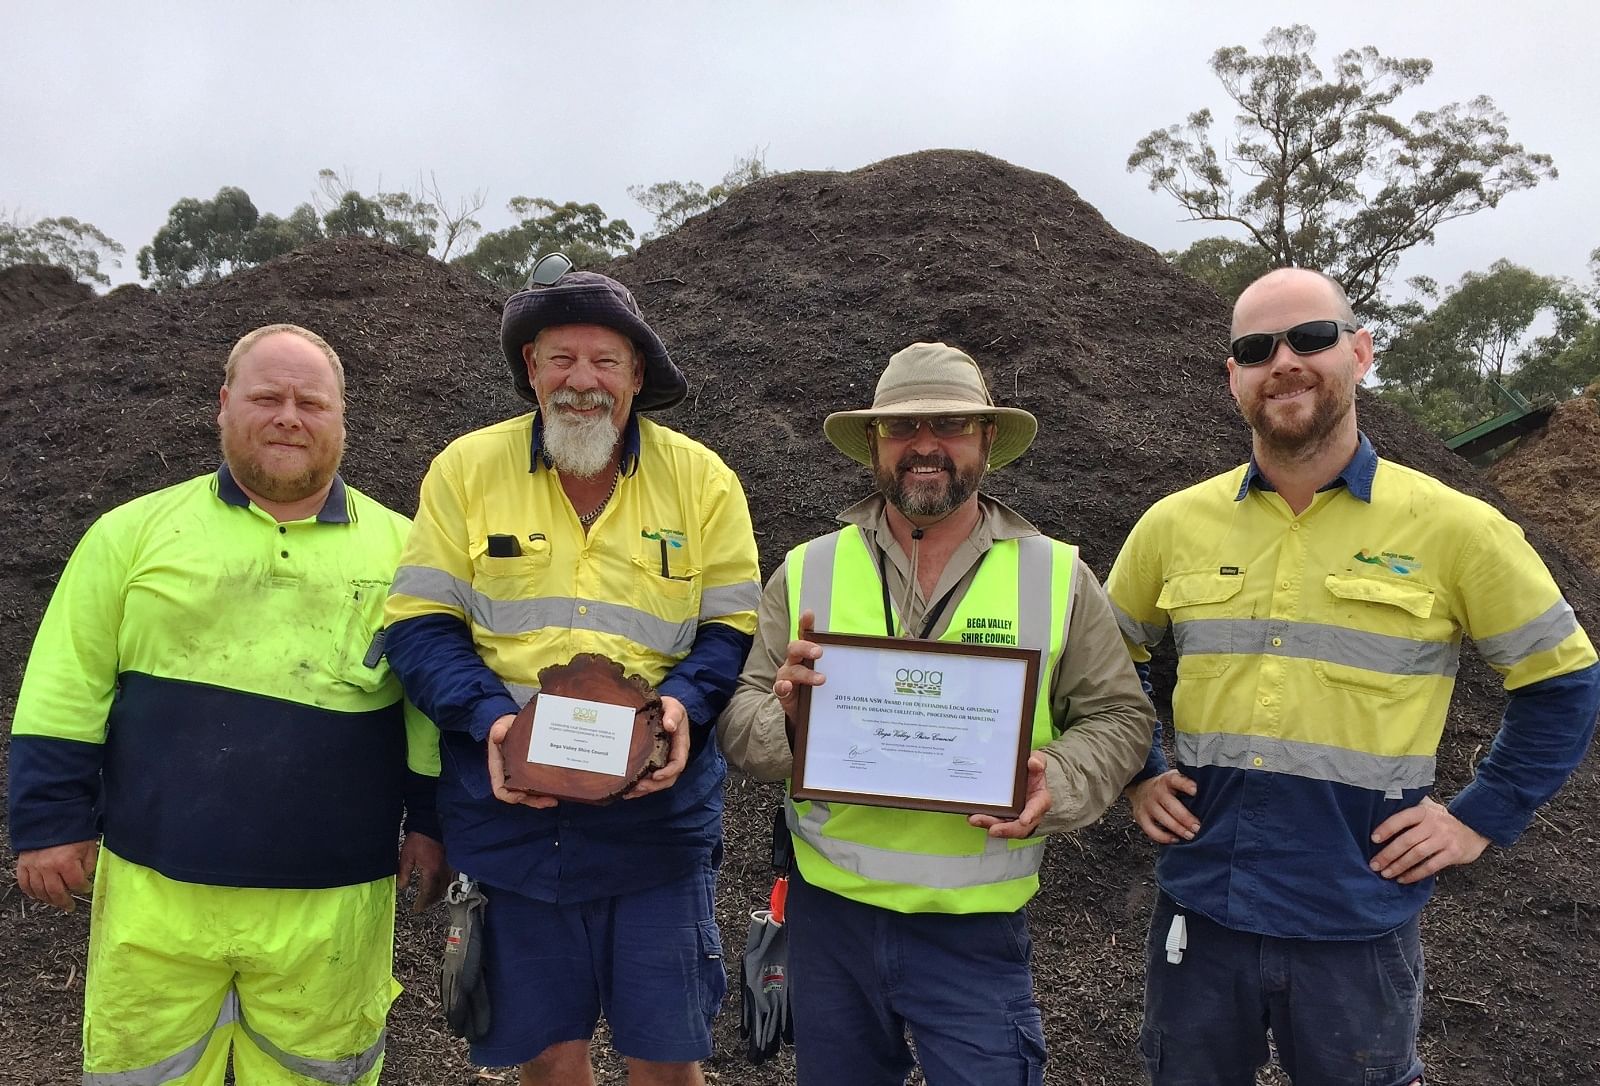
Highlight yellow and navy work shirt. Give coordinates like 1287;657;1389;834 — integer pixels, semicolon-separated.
1106;435;1600;939
383;412;760;903
8;467;440;889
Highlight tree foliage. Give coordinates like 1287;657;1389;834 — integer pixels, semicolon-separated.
0;211;125;286
454;198;634;291
1166;236;1274;303
1128;25;1554;307
139;187;283;288
1375;260;1597;435
629;147;771;241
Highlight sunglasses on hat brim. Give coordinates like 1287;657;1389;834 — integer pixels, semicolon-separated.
1230;320;1358;367
525;252;574;289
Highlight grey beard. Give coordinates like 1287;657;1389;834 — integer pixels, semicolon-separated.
544;409;620;478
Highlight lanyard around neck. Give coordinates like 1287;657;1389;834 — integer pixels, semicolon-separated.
876;545;981;640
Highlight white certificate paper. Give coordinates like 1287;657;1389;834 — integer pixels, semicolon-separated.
525;693;634;776
796;636;1037;812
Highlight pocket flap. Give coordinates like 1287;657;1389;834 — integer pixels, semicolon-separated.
1157;570;1246;610
1323;574;1435;618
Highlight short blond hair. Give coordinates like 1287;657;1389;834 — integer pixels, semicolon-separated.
226;324;345;397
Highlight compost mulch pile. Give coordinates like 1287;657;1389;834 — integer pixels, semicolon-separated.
1489;393;1600;575
2;151;1597;1085
0;265;93;326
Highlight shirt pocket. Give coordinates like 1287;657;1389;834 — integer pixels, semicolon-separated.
1314;574;1438;698
1157;569;1247;679
332;578;395;693
469;540;554;631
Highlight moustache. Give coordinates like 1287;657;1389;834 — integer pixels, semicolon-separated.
896;452;955;473
549;389;616;411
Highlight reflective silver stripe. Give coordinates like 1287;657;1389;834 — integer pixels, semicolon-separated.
799;531;842;628
1110;600;1167;648
1173;618;1459;677
393;565;699;657
505;681;537;708
700;581;760;619
786;797;1044;889
1015;535;1053;651
83;990;239;1086
1476;599;1580;668
1177;730;1436;795
390;564;470;612
236;1002;384;1085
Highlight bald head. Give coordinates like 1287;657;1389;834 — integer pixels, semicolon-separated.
1231;269;1357;339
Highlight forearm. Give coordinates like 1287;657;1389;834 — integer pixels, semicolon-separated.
1448;662;1600;846
657;622;753;738
718;567;798;781
384;614;518;741
1037;564;1162;833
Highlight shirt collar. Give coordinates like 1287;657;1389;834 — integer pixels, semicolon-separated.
1235;431;1377;504
529;410;641;477
216;463;351;523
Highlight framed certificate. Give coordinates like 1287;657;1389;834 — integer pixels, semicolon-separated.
792;632;1041;818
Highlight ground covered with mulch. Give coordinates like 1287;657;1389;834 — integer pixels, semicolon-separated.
2;150;1598;1085
1489;392;1600;575
0;265;93;326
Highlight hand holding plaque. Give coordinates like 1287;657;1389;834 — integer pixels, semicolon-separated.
501;654;671;804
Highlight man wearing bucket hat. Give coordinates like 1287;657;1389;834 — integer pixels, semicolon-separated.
719;342;1155;1085
384;255;761;1085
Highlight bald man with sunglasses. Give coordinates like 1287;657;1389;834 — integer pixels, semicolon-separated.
1105;268;1600;1085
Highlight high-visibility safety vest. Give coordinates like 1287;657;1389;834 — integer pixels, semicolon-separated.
785;525;1075;914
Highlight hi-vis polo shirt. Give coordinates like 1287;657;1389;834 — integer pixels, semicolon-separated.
1106;435;1599;939
8;466;440;889
384;412;760;902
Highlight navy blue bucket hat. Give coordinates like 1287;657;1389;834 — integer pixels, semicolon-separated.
501;264;687;411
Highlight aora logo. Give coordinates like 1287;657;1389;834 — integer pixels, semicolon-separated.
894;667;943;697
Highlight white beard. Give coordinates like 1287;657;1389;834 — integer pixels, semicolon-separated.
543;391;621;478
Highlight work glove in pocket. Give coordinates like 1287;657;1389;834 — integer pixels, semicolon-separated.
440;874;491;1042
740;906;793;1064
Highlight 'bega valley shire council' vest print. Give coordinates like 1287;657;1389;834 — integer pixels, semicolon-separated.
784;525;1075;914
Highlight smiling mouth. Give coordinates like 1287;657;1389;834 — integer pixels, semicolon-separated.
1267;386;1313;401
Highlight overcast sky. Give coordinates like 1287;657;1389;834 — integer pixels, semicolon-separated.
6;1;1597;301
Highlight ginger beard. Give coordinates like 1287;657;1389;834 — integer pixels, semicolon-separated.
1238;362;1358;462
542;388;622;478
873;442;988;519
219;411;345;504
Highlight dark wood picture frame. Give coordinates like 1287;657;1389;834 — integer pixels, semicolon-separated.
792;631;1041;818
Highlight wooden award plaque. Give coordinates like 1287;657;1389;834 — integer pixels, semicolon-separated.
502;654;670;804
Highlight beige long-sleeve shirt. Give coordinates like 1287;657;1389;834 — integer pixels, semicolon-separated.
718;493;1155;835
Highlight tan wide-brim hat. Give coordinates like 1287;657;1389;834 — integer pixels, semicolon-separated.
823;342;1038;469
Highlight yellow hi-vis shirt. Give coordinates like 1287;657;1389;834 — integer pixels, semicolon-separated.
385;413;759;699
785;526;1075;914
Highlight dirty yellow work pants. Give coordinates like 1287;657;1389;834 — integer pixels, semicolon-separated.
81;847;401;1085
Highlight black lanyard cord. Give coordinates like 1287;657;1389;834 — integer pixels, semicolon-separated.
876;546;982;640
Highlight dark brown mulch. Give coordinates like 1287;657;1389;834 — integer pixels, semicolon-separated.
0;265;93;326
2;150;1598;1085
1489;394;1600;575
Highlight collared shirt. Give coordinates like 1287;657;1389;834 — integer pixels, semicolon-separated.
9;466;438;887
718;493;1156;837
1107;443;1599;939
384;412;760;903
1236;431;1379;502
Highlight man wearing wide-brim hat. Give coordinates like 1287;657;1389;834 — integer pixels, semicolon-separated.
385;255;761;1085
719;342;1155;1085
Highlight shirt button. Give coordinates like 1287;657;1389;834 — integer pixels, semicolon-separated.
1290;523;1300;532
578;605;588;615
278;525;287;535
1252;756;1264;767
1259;696;1270;706
1280;581;1291;590
1271;637;1282;647
280;550;289;558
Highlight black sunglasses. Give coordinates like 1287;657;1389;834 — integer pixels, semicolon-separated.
525;252;573;289
1230;320;1358;367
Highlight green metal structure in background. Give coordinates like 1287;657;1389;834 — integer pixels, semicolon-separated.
1444;384;1555;460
